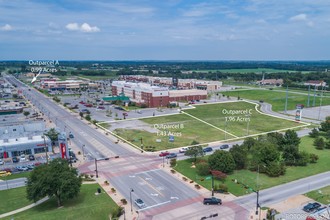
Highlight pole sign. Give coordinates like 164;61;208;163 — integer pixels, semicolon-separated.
295;104;304;121
58;132;69;159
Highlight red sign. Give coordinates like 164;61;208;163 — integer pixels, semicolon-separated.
60;143;67;159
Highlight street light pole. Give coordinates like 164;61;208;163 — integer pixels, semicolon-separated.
82;144;85;159
130;188;134;213
95;158;98;178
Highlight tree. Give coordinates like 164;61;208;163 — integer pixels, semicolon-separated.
229;144;247;169
282;144;300;165
184;145;204;162
309;128;319;138
196;161;210;176
265;161;286;177
252;142;280;166
241;137;257;151
267;132;285;150
208;150;235;174
85;114;91;121
79;112;84;119
320;116;330;132
44;128;60;153
23;111;30;118
26;158;82;207
283;130;300;147
314;137;325;150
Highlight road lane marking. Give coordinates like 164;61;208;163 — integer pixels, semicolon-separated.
138;176;164;197
138;200;171;211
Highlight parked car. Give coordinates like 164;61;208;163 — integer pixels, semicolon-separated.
0;171;11;177
203;197;222;205
26;164;35;170
28;154;35;161
16;166;29;171
97;106;105;109
303;202;321;213
159;151;170;157
84;104;93;107
0;158;4;165
203;147;213;153
166;153;177;159
134;199;145;208
220;144;229;149
12;157;19;163
79;101;85;104
69;132;74;138
114;106;125;111
20;154;26;162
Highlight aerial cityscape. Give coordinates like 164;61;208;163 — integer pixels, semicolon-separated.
1;1;330;220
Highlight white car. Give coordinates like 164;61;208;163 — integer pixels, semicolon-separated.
134;199;145;208
20;154;26;162
0;159;4;165
179;147;188;153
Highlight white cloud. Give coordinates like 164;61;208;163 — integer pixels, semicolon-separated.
65;23;100;33
289;13;307;22
81;23;100;33
0;24;13;31
66;23;80;31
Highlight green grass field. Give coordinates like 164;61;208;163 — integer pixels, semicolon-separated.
0;172;31;181
3;183;119;220
305;185;330;205
221;89;330;112
109;101;305;151
0;187;31;214
193;68;308;73
175;136;330;196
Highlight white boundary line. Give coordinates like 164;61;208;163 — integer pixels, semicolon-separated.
180;111;238;138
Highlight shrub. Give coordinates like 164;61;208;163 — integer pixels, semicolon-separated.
314;137;325;150
120;199;127;205
170;169;176;174
170;158;177;167
309;128;319;138
104;180;109;185
309;153;319;163
182;177;188;181
111;188;116;193
196;162;210;176
111;206;124;218
195;184;200;189
265;162;286;177
218;184;228;192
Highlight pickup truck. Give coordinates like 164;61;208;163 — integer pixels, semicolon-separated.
203;197;222;205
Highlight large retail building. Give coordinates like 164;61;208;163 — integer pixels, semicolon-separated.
111;81;208;107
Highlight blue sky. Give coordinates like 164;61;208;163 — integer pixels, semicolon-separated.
0;0;330;60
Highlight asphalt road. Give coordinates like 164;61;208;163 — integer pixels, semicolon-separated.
0;177;26;191
5;75;226;219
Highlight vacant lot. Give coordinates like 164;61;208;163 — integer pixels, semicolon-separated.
108;101;305;151
221;89;330;111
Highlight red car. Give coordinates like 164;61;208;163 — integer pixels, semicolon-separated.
159;151;170;157
84;104;93;107
97;106;105;109
79;101;85;104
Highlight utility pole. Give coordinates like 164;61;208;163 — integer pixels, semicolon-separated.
284;85;288;113
43;135;49;164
